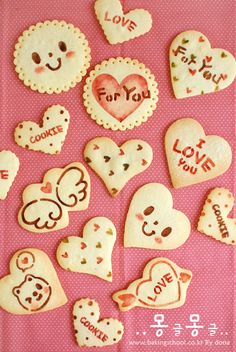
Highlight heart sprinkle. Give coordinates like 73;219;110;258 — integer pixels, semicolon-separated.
62;252;68;258
123;163;129;171
81;242;87;250
97;257;103;264
96;242;102;248
137;144;143;151
94;224;100;232
104;156;111;163
199;36;205;42
189;69;196;76
106;228;113;235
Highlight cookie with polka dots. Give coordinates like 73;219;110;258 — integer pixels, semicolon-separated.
56;217;116;282
14;105;70;155
165;118;232;188
0;150;19;200
73;298;124;347
170;30;236;99
94;0;152;45
124;183;191;250
84;137;153;196
14;20;91;94
113;258;192;311
0;248;67;314
198;188;236;245
83;57;158;131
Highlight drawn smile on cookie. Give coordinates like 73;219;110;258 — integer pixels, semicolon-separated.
46;58;62;71
140;206;173;240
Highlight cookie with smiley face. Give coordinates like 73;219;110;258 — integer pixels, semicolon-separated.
14;20;91;94
124;183;191;250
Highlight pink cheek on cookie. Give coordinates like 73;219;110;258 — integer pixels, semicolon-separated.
35;66;45;74
135;213;144;221
66;51;75;58
155;237;162;244
44;287;49;294
31;303;39;310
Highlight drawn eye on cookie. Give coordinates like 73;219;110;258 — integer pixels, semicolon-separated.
14;20;91;94
13;274;52;312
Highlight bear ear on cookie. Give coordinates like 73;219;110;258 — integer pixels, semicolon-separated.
94;0;152;45
0;248;67;314
170;30;236;99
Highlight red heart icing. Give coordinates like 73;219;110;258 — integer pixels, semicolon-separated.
40;181;52;194
81;242;87;250
62;252;68;258
22;257;28;264
92;74;149;122
96;257;103;264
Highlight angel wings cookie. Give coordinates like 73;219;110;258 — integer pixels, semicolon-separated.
18;162;90;233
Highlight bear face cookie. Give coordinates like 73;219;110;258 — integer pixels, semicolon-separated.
113;258;192;311
124;183;191;250
14;20;91;94
198;188;236;245
57;217;116;282
73;298;124;347
0;249;67;314
18;162;90;233
84;137;153;196
170;30;236;99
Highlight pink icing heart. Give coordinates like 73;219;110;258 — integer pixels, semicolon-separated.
92;74;149;122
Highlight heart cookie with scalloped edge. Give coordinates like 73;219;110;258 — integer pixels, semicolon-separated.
198;187;236;245
170;30;236;99
14;105;70;155
113;258;192;311
94;0;152;45
56;217;116;282
124;183;190;250
0;150;19;200
165;118;232;188
84;137;153;196
73;298;124;347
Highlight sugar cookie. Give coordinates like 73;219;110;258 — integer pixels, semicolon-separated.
170;30;236;99
0;248;67;314
73;298;124;347
124;183;190;250
14;105;70;154
14;20;91;94
165;118;232;188
83;57;158;131
113;258;192;311
18;162;90;233
57;217;116;282
84;137;153;196
198;188;236;245
0;150;19;200
94;0;152;44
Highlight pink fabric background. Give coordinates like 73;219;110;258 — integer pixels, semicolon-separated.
0;0;235;351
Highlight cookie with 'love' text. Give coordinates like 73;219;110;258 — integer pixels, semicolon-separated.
14;20;91;94
83;57;158;131
0;150;19;200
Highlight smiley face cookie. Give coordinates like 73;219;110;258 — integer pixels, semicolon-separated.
84;137;153;196
57;217;116;282
83;57;158;130
124;183;190;250
18;162;90;233
14;105;70;154
14;20;91;94
73;298;124;347
0;248;67;314
198;188;236;245
113;258;192;311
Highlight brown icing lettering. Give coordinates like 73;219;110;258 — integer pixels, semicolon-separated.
212;204;229;238
173;139;215;174
104;11;137;32
29;125;63;144
153;273;173;294
0;170;9;179
80;317;108;342
96;85;150;102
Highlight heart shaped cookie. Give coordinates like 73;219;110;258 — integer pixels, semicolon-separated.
170;30;236;99
73;298;124;347
14;105;70;155
165;118;232;188
83;57;158;131
198;188;236;245
18;161;90;233
94;0;152;44
56;217;116;281
0;150;19;200
124;183;190;249
113;258;192;311
0;248;67;314
84;137;153;196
